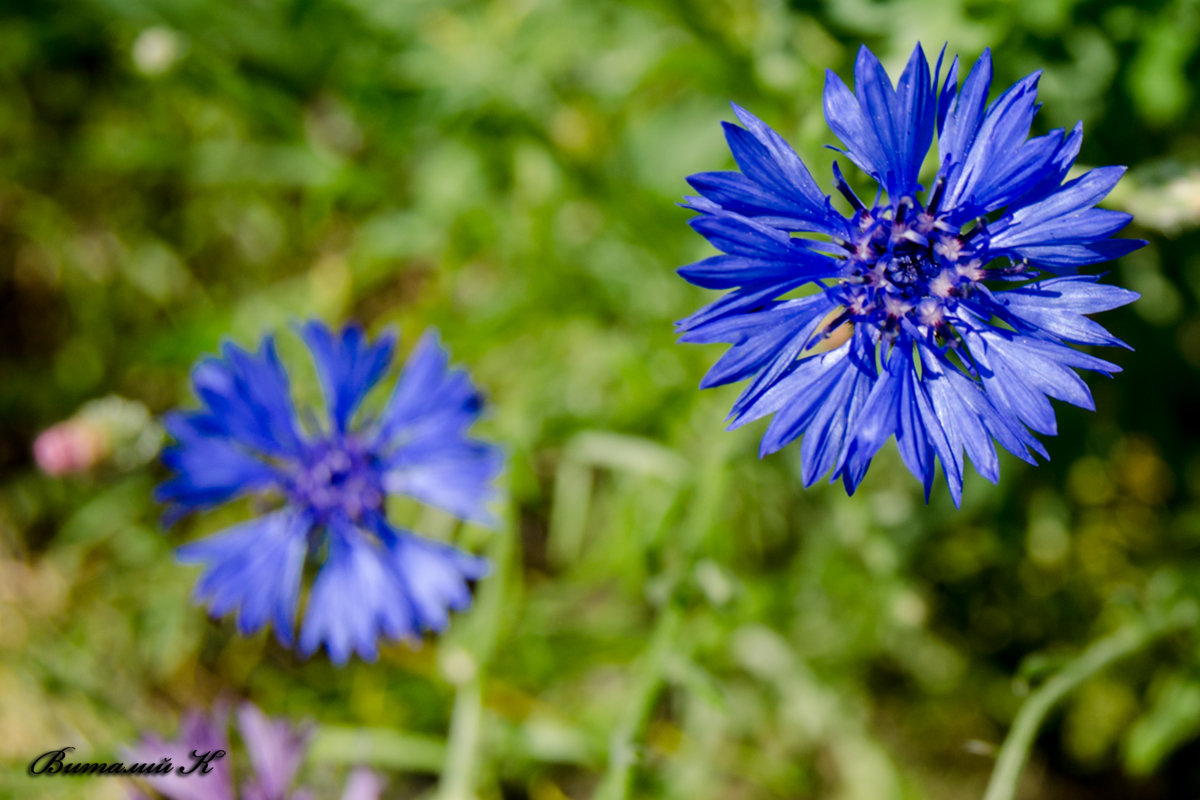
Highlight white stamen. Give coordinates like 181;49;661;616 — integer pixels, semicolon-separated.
956;259;984;282
883;294;912;318
929;269;955;298
916;298;944;327
934;236;963;261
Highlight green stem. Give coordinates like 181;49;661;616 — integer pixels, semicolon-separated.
594;603;685;800
308;725;447;772
439;676;485;800
592;441;727;800
982;607;1193;800
437;503;517;800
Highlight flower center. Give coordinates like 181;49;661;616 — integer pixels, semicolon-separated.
885;241;936;287
290;437;384;522
825;194;998;345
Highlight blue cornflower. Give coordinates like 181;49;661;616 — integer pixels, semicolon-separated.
156;321;502;664
678;44;1144;505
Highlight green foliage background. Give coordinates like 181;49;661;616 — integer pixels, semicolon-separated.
2;0;1199;798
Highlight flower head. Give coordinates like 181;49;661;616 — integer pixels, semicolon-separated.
125;702;382;800
33;396;162;476
34;419;109;476
156;321;502;664
678;44;1143;505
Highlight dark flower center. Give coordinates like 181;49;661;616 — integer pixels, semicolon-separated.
820;194;998;345
885;242;936;287
290;436;384;522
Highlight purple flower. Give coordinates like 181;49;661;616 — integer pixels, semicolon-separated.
125;703;382;800
678;44;1143;505
125;706;234;800
157;321;502;663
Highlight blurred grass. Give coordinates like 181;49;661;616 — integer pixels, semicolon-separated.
2;0;1200;798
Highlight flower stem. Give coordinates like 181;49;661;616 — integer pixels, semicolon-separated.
982;605;1194;800
594;602;685;800
437;503;517;800
591;439;727;800
439;676;485;800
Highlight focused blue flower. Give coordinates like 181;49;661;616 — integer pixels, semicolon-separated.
678;44;1144;505
156;321;502;664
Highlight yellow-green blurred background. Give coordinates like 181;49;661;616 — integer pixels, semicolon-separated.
2;0;1200;798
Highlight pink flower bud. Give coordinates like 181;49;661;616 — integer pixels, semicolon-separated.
32;420;110;476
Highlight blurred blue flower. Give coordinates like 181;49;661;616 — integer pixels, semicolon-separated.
157;321;501;664
678;44;1143;505
125;701;383;800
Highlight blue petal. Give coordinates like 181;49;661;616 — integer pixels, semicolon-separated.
934;51;959;136
1010;122;1083;207
730;337;854;433
177;511;309;647
1001;208;1133;248
187;336;305;458
961;330;1057;435
824;44;936;201
681;292;836;395
836;344;962;504
678;254;815;290
823;66;892;192
987;166;1130;249
994;275;1139;348
368;329;503;526
895;349;961;504
679;193;724;215
938;48;991;174
675;281;801;334
298;518;414;665
962;323;1120;437
155;415;282;521
300;320;396;433
687;212;823;257
797;334;876;486
729;104;828;210
383;528;489;633
917;349;1002;484
963;128;1068;216
893;44;936;199
374;330;483;448
1011;239;1146;271
942;69;1043;221
834;346;905;489
680;213;841;289
381;438;503;526
730;294;841;417
852;46;905;191
736;333;877;484
685;103;843;233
